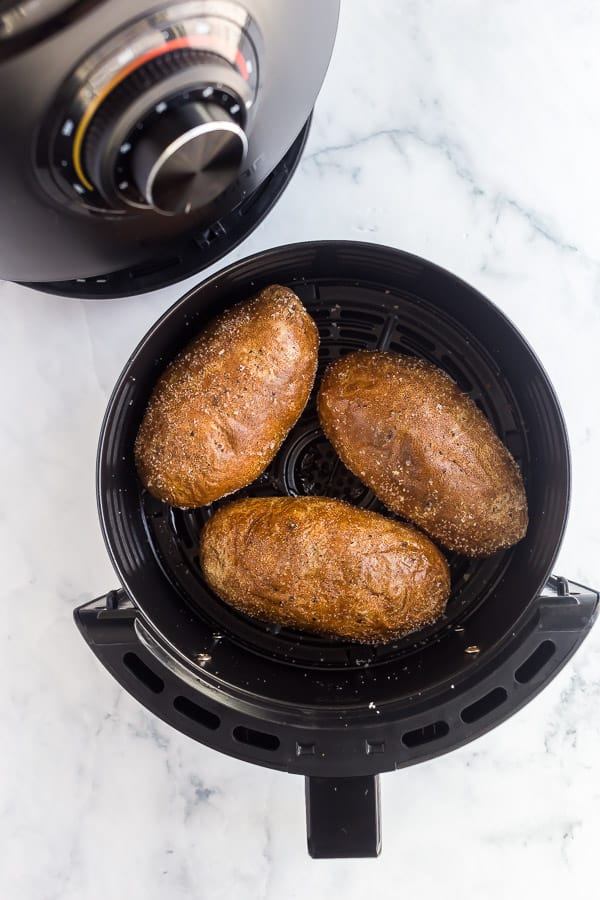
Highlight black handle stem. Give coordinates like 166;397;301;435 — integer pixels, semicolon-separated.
305;774;381;858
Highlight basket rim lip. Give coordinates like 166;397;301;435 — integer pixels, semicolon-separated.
95;239;572;717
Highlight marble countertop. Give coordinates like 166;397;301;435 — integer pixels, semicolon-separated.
2;1;600;897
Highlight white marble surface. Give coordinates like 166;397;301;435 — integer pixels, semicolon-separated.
2;1;600;896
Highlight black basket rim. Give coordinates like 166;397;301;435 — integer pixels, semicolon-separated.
96;240;571;717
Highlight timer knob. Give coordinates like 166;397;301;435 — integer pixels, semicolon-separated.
81;50;250;215
131;100;247;215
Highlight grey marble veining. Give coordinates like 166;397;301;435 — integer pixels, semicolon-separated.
1;2;600;897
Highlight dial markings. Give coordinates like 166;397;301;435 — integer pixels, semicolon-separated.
117;48;135;66
48;11;258;210
72;36;217;190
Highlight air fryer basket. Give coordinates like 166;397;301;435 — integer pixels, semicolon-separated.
77;242;598;858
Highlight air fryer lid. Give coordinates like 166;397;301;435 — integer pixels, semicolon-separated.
0;0;340;287
97;241;571;713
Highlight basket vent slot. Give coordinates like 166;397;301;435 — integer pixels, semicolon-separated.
440;354;473;392
123;652;164;694
233;725;280;751
515;640;556;684
402;721;449;747
461;686;508;724
173;696;220;730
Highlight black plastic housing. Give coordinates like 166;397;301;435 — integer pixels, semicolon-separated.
75;578;598;857
0;0;339;285
26;119;310;298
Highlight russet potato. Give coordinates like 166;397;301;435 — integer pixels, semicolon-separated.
135;285;318;507
318;350;528;556
199;495;450;644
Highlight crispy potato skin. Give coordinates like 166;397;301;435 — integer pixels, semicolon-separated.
135;285;319;507
199;496;450;644
317;350;528;557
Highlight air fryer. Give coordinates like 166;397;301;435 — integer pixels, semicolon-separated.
2;0;594;866
75;241;599;858
0;0;340;296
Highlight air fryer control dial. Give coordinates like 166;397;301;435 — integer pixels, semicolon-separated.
131;101;247;215
39;2;258;215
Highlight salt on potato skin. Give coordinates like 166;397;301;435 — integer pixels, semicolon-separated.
135;285;319;508
318;350;528;557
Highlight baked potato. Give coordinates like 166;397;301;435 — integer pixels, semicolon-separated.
318;350;528;556
135;285;318;507
199;495;450;643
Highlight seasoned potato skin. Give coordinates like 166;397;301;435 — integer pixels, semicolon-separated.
199;496;450;644
317;350;528;557
135;285;318;507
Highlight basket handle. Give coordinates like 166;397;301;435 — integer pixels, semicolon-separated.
305;774;381;858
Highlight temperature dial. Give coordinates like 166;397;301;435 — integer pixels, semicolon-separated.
131;101;247;215
40;3;259;215
80;50;249;214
